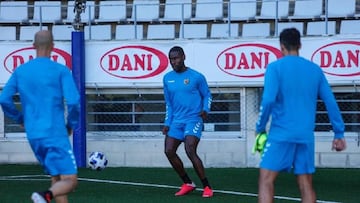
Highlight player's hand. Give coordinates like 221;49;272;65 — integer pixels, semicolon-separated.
332;138;346;151
162;126;169;136
199;111;208;120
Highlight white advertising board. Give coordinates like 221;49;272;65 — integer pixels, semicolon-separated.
0;37;359;87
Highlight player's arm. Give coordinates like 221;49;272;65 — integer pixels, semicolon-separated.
163;80;173;134
318;74;344;139
198;74;212;117
61;69;80;130
255;64;278;133
0;73;23;124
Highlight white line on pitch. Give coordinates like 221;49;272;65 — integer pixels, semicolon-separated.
0;175;342;203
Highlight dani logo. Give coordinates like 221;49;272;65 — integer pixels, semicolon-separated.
4;47;71;74
311;41;360;76
100;45;168;79
216;43;282;78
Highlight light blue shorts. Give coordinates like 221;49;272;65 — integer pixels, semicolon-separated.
259;140;315;175
168;120;203;141
29;136;77;176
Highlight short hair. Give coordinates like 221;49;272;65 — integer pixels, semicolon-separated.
168;46;185;57
279;28;301;51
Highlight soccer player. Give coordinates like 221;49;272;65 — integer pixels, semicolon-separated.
255;28;346;203
162;46;213;198
0;30;80;203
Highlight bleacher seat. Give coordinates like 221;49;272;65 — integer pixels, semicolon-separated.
276;22;304;36
288;0;322;20
210;23;239;38
226;0;257;21
242;23;270;37
20;26;48;41
0;26;17;40
340;20;360;35
147;24;175;39
160;0;192;22
95;1;127;23
64;1;95;24
191;0;223;21
52;25;74;40
85;25;112;40
306;21;336;36
180;24;208;39
131;0;160;22
256;0;289;20
115;24;144;40
0;1;29;24
322;0;355;18
31;1;62;24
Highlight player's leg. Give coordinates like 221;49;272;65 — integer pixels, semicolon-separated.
258;168;278;203
164;136;185;176
293;142;316;203
258;140;295;203
296;174;316;203
184;135;205;179
184;135;213;197
50;174;78;203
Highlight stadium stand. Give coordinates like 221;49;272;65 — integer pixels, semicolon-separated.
20;26;49;41
94;1;127;24
115;24;144;40
288;0;322;20
242;23;271;37
180;23;208;38
84;25;112;40
210;23;239;38
0;1;29;24
191;0;224;21
226;0;257;21
322;0;356;18
160;0;192;22
306;20;336;36
339;19;360;35
0;26;17;41
130;0;160;22
277;22;304;36
147;24;176;39
52;25;74;40
256;0;289;20
63;1;96;24
30;1;63;24
1;0;360;40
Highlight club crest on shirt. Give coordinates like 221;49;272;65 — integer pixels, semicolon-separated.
184;79;189;85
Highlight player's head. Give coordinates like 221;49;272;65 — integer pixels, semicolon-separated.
279;28;301;55
33;30;54;56
168;46;186;73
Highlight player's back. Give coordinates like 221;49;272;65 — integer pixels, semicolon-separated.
267;55;325;142
14;57;74;139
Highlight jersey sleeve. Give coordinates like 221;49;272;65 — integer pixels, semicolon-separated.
163;77;173;126
318;73;345;139
198;74;212;113
61;69;80;129
0;73;23;124
256;64;279;133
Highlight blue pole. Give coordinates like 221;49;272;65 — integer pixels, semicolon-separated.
71;31;87;168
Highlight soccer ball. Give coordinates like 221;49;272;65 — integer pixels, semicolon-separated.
88;151;108;171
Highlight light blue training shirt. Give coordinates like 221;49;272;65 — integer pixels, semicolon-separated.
256;55;344;143
0;57;80;139
163;67;212;126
